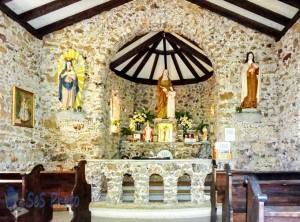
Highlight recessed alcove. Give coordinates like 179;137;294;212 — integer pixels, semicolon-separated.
122;173;134;203
177;173;191;202
98;174;108;202
149;174;164;203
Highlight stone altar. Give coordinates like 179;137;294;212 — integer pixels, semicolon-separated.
85;159;212;205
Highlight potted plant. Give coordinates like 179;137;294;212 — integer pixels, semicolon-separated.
111;119;120;133
175;110;193;135
120;127;134;138
196;120;210;141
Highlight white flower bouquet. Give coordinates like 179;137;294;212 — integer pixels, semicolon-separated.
131;112;147;124
179;115;193;133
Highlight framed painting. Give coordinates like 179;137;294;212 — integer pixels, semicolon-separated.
157;123;173;142
12;86;34;128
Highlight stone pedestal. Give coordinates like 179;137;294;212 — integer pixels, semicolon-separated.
233;108;262;122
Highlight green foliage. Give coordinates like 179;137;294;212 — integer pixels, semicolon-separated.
196;120;209;134
175;110;193;122
120;127;134;136
236;106;242;113
111;119;120;126
137;107;156;122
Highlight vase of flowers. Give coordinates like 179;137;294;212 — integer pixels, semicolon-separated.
135;122;141;131
130;111;147;131
180;116;193;135
176;110;193;136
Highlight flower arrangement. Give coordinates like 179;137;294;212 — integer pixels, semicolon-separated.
130;108;156;124
176;110;193;134
130;111;147;124
180;116;193;134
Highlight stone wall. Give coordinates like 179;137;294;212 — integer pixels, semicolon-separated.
0;12;43;170
1;0;299;171
275;19;300;169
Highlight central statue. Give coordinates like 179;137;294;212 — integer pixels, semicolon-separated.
157;69;174;118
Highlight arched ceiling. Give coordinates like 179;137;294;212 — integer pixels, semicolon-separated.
110;31;214;85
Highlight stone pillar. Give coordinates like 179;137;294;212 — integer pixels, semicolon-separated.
133;172;149;205
163;174;178;204
106;175;123;204
191;171;208;204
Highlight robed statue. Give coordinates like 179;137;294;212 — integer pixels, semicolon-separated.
157;69;174;118
241;52;260;108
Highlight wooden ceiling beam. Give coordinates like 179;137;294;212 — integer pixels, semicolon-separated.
18;0;81;22
278;0;300;9
163;34;167;69
165;33;212;66
278;9;300;40
187;0;282;40
153;49;176;55
225;0;290;25
170;54;184;81
181;48;213;78
0;2;42;39
119;48;148;74
110;32;163;68
37;0;133;36
112;69;202;85
168;41;200;80
149;54;159;81
120;34;146;51
132;39;161;78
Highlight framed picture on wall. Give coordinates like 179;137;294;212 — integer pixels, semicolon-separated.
12;86;35;128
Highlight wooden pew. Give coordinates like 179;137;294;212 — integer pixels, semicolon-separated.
209;160;218;222
210;162;251;222
0;160;91;222
247;174;300;222
38;160;91;222
0;164;46;222
215;163;300;222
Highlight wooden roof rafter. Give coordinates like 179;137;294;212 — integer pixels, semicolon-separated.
0;1;42;38
18;0;81;22
110;31;214;85
187;0;283;41
38;0;133;37
110;32;164;68
132;39;161;78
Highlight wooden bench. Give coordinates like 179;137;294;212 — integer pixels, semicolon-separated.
247;174;300;222
38;160;91;222
211;163;300;222
211;164;259;221
0;160;91;222
0;164;46;222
